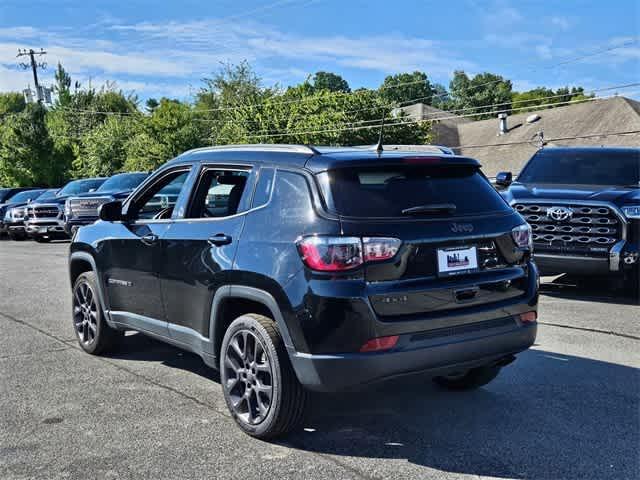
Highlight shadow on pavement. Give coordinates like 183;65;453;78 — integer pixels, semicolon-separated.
540;274;639;306
107;333;639;479
286;349;639;479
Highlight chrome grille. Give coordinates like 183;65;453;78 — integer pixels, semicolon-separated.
31;205;61;219
514;202;622;254
69;197;110;217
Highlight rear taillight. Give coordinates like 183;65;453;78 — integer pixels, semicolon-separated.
511;223;532;250
296;236;401;272
296;236;363;272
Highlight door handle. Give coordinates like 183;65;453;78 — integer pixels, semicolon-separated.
208;234;232;246
140;233;159;245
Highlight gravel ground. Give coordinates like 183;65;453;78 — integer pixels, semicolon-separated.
0;240;638;480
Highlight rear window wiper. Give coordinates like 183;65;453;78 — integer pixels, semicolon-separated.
401;203;457;215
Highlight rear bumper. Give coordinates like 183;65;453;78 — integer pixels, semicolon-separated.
287;261;539;392
290;321;536;392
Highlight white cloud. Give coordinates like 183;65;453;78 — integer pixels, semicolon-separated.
0;18;477;98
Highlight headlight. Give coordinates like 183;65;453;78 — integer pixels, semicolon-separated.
512;223;533;250
3;210;10;221
622;206;640;219
64;199;72;216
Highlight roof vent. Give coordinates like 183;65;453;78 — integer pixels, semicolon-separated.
526;113;541;124
498;113;508;135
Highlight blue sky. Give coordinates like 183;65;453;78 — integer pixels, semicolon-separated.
1;0;639;101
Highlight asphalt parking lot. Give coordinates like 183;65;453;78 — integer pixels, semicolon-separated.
1;240;638;480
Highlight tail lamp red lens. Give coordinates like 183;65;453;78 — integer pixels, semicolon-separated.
296;236;401;272
519;311;537;323
359;335;399;352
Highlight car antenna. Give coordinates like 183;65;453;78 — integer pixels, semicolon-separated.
375;107;385;154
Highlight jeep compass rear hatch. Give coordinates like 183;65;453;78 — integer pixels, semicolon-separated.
315;159;531;317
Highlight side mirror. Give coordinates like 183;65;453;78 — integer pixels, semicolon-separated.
495;171;513;187
98;200;123;222
88;188;96;193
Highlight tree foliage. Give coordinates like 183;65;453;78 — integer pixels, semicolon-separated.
1;60;592;188
449;71;513;120
0;92;27;117
0;103;64;187
379;71;434;107
511;86;593;113
311;71;351;93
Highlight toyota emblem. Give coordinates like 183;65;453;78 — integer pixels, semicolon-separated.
546;206;573;221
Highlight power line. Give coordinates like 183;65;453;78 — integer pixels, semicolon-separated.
54;36;639;119
450;130;640;150
235;94;619;140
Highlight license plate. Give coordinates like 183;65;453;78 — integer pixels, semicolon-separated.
437;246;478;276
38;227;48;233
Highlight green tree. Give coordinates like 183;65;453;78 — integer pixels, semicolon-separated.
430;83;450;109
311;71;351;93
0;103;64;186
76;116;137;176
54;62;73;107
449;71;513;120
125;99;205;171
512;86;593;113
0;92;27;117
145;98;159;113
379;71;434;107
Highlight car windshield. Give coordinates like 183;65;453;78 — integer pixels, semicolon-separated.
518;149;640;186
35;189;59;202
317;164;510;218
0;188;14;203
97;173;148;192
57;179;105;196
6;190;44;203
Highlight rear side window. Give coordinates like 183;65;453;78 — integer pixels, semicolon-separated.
251;167;274;208
317;165;509;218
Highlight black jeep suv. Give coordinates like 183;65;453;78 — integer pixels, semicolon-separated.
69;145;539;438
498;147;639;290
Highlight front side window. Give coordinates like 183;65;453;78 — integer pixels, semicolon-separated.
317;164;509;218
130;170;189;220
187;169;251;218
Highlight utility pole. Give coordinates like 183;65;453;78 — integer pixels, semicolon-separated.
17;48;47;102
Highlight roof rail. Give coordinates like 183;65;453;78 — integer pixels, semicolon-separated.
186;144;320;155
382;144;455;155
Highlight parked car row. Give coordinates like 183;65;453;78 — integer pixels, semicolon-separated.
0;172;148;242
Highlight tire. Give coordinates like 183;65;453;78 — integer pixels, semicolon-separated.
72;271;122;355
220;314;307;439
8;232;25;241
433;365;502;391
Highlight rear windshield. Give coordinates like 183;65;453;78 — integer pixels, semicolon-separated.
518;149;640;186
317;165;510;218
